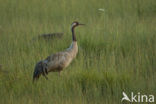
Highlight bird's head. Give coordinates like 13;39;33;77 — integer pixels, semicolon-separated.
71;21;85;29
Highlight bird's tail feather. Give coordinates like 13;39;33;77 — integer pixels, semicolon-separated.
33;61;48;82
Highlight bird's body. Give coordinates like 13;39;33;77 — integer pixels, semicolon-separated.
33;21;84;81
45;41;78;73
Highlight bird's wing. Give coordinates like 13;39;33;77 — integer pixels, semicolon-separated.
44;52;69;71
33;51;70;81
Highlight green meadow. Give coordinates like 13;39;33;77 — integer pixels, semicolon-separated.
0;0;155;103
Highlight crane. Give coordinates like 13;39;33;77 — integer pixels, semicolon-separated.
33;21;84;81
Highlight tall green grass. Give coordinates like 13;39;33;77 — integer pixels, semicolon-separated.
0;0;156;103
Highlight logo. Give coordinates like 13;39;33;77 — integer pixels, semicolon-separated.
121;92;154;103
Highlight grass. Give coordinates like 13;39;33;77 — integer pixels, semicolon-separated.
0;0;156;103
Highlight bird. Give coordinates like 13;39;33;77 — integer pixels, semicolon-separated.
33;21;85;81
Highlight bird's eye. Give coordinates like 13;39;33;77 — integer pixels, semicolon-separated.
71;23;76;27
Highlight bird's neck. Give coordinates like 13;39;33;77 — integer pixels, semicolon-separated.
68;41;78;58
71;27;77;41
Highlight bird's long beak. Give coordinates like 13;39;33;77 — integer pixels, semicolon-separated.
79;24;85;26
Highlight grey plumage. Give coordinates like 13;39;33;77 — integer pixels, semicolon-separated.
33;61;48;80
33;21;84;82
